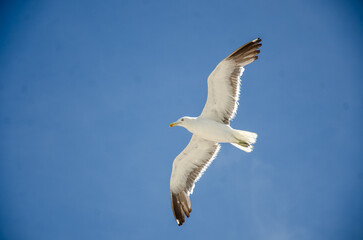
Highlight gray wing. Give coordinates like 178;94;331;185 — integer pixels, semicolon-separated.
200;38;262;124
170;135;220;226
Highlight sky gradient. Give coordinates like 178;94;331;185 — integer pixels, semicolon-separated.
0;0;362;239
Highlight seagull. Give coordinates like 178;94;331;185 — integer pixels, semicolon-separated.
169;38;262;226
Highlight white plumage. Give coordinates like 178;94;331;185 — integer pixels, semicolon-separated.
169;38;262;226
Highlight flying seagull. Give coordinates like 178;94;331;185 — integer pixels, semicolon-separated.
169;38;262;226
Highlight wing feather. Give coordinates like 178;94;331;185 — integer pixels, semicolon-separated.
200;38;262;124
170;135;220;225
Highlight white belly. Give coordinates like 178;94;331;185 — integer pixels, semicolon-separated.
186;118;235;143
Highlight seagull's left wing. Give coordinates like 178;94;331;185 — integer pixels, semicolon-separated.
170;135;220;226
200;38;262;124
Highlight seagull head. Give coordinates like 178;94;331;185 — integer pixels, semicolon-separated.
169;116;194;128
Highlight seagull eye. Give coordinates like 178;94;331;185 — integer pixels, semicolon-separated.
181;119;184;121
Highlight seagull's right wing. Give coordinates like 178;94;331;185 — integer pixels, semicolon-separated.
170;135;220;226
200;38;262;124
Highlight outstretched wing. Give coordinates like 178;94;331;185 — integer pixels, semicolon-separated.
170;135;220;226
200;38;262;124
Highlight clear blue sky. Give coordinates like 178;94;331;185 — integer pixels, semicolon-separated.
0;0;362;239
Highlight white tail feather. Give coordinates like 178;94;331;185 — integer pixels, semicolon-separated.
231;143;253;152
231;130;258;153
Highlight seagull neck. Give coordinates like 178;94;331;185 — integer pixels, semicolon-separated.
182;117;199;133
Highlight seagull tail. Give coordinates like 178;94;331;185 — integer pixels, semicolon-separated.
231;130;258;153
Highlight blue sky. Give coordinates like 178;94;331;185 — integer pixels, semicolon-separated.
0;0;362;239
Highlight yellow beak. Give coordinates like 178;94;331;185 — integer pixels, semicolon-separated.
169;122;179;127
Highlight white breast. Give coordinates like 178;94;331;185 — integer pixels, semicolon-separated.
186;118;235;143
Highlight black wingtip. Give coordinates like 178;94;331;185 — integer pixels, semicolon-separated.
253;37;262;42
227;38;262;60
171;191;192;226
